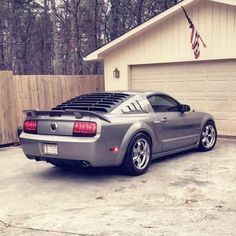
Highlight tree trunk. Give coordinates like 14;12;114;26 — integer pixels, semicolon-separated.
110;0;120;41
136;0;144;25
51;0;61;74
0;30;5;70
92;0;99;74
42;0;50;74
70;0;78;75
6;0;15;70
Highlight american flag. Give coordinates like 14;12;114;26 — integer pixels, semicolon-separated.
181;6;206;59
190;24;200;59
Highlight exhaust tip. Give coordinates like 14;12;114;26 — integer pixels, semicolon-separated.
82;161;91;168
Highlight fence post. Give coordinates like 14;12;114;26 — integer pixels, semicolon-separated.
0;71;18;144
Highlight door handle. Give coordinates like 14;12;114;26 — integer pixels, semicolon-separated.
161;117;168;123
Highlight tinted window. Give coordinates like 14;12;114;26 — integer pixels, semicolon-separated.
148;95;179;112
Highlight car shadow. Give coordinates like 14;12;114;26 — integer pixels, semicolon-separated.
36;164;124;181
35;149;196;181
151;148;196;164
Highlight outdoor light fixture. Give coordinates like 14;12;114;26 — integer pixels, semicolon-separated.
113;68;120;78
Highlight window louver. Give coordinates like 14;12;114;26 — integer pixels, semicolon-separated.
52;93;131;113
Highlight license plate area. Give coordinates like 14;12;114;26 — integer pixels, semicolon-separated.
43;143;58;155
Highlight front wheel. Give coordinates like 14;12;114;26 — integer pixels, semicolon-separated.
122;133;152;176
198;121;217;152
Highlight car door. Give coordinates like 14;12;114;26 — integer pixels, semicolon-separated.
148;94;201;152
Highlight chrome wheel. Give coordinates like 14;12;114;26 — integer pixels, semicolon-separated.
132;138;150;170
201;124;216;149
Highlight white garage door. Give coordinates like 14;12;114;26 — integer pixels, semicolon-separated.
130;60;236;136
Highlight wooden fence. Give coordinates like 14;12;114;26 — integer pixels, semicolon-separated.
0;71;104;145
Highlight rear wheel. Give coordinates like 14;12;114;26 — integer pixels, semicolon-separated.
122;133;152;176
198;121;217;152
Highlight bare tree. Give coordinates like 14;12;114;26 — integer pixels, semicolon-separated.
50;0;61;74
0;0;180;75
41;0;51;74
6;0;15;70
110;0;122;41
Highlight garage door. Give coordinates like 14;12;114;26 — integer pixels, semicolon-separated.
130;60;236;136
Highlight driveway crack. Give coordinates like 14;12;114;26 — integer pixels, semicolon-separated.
0;219;97;235
0;219;11;233
0;219;10;228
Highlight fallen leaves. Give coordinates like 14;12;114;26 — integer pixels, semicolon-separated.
96;196;104;200
185;199;198;204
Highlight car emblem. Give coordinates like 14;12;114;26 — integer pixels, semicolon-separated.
50;123;57;132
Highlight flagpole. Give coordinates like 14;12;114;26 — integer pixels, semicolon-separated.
181;6;207;48
199;35;207;48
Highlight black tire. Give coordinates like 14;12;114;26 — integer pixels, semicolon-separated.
122;133;152;176
198;121;217;152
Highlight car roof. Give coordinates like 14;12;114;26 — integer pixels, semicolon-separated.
51;91;173;113
106;91;168;97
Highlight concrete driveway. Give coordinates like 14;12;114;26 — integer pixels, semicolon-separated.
0;138;235;236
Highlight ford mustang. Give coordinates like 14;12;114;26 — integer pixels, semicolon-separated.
20;92;217;175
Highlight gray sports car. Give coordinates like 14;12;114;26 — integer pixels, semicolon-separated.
20;91;217;175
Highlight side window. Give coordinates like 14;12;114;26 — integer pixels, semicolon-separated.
121;99;144;113
148;95;179;112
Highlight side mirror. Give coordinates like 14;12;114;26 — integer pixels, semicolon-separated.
180;104;190;113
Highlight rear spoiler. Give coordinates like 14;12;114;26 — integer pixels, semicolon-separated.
23;109;111;123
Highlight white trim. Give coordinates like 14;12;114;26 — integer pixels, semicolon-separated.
210;0;236;6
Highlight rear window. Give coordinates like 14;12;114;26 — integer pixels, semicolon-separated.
52;92;132;113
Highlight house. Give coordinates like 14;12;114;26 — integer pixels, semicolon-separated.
84;0;236;136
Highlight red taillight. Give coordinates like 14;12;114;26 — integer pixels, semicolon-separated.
73;121;97;137
24;120;37;133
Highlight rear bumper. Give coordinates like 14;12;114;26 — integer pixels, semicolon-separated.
19;132;123;167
